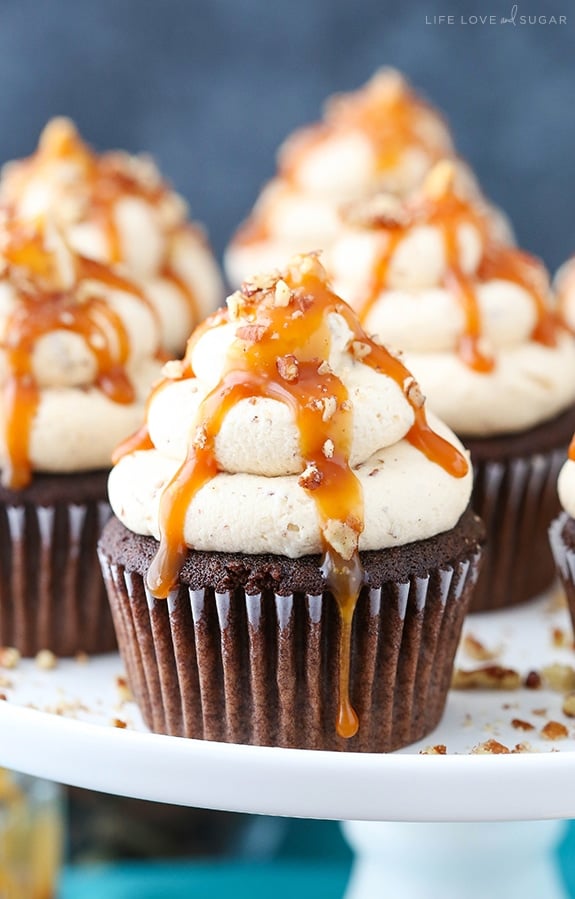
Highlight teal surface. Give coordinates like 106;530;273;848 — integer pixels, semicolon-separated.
59;819;575;898
60;861;351;899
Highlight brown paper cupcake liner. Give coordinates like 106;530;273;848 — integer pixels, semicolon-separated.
469;447;565;613
0;498;116;656
549;512;575;626
99;517;483;752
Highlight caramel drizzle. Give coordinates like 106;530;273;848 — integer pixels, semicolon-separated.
358;183;558;372
5;120;169;267
161;259;199;325
236;74;447;249
281;72;446;182
135;262;467;739
0;229;147;489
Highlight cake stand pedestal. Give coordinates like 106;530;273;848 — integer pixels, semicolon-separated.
342;821;568;899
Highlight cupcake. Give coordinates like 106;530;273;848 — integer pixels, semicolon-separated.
225;69;510;286
0;118;223;355
549;442;575;622
98;254;484;752
327;161;575;611
0;214;164;655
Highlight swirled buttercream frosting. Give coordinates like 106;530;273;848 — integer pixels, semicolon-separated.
110;254;472;736
0;216;163;487
0;118;223;354
225;69;510;285
327;161;575;436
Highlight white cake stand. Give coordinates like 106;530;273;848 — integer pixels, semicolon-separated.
1;591;574;897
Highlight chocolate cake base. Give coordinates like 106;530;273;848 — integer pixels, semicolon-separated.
463;403;575;613
98;507;484;752
0;470;116;657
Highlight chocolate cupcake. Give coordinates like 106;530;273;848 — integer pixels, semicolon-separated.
327;162;575;612
99;255;484;752
225;69;511;286
0;215;165;655
1;118;223;356
549;441;575;624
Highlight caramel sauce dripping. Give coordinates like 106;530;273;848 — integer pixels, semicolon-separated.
161;259;199;324
138;257;467;739
237;72;448;250
569;433;575;462
0;223;146;489
357;162;558;371
281;70;447;182
4;119;169;267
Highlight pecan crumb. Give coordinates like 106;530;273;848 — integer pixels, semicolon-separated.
236;323;268;343
511;718;534;731
321;396;338;422
532;707;548;717
541;663;575;693
419;744;447;755
512;742;533;754
351;340;371;360
274;279;292;307
116;675;133;704
192;425;208;450
462;634;499;662
317;360;332;376
322;439;335;459
276;354;299;382
0;647;20;669
551;627;570;649
404;376;425;408
75;652;89;665
541;720;569;740
112;718;127;729
562;692;575;718
452;665;521;691
0;693;7;701
35;649;57;671
324;518;359;561
162;359;186;380
298;463;323;491
524;670;542;689
471;739;510;755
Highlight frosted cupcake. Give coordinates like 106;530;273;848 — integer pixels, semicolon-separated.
98;254;484;752
327;162;575;611
1;118;223;355
550;442;575;624
225;69;509;286
0;215;164;655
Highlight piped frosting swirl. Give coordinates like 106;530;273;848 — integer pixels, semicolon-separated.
0;215;163;487
109;254;472;738
327;162;575;436
0;119;223;354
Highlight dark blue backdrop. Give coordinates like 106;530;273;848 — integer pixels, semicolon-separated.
0;0;572;269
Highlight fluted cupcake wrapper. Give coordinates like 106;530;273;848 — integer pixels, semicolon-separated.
99;547;482;752
470;447;565;613
549;512;575;626
0;499;116;656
